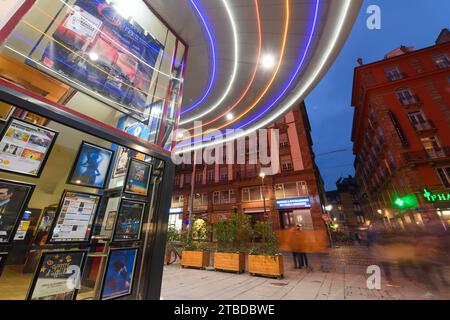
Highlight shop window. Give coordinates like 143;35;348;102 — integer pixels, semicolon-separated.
172;195;184;207
436;167;450;188
279;210;314;230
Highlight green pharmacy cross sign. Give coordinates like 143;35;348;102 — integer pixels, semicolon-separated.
393;194;418;209
423;189;450;203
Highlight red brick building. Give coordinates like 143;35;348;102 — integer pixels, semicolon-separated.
351;29;450;228
170;102;329;252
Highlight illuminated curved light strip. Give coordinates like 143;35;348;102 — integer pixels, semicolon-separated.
235;0;320;129
181;0;217;114
185;0;262;131
190;0;290;135
56;0;182;81
179;0;239;125
176;0;356;152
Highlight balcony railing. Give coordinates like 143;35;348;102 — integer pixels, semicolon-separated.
403;147;450;162
399;95;421;107
412;120;436;133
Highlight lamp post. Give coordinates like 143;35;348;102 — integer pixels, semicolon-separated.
324;205;334;248
259;172;268;221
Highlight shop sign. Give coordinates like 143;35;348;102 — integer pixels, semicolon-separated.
170;208;183;214
276;197;311;209
423;189;450;203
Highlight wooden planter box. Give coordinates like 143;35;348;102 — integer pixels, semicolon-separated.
214;252;245;273
248;255;284;279
181;251;209;269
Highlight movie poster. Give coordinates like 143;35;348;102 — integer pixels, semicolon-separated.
0;179;34;243
0;119;57;177
0;252;8;277
27;251;86;300
113;200;145;242
100;248;138;300
49;192;100;243
124;159;152;197
68;142;114;189
39;0;163;113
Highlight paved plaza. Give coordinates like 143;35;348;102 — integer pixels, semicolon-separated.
161;246;450;300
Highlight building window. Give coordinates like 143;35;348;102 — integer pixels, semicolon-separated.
195;171;203;184
207;169;215;182
184;174;191;186
385;66;404;81
245;164;257;178
274;181;308;199
174;175;180;187
219;166;228;181
281;155;293;172
433;53;450;69
172;195;184;207
213;190;236;204
193;193;208;208
436;167;450;188
421;136;443;158
242;186;268;202
396;88;418;105
408;111;432;131
279;133;289;148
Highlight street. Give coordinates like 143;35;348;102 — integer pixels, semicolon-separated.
161;246;450;300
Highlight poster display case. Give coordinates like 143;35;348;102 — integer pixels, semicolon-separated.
0;0;184;301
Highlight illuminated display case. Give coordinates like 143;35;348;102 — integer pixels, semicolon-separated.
0;0;186;300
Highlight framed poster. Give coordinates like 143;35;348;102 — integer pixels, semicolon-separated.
0;118;58;177
104;211;117;231
112;199;145;242
0;252;7;277
0;101;15;122
48;191;101;243
68;141;114;189
100;247;139;300
123;159;152;197
0;179;35;244
26;250;87;300
112;146;145;179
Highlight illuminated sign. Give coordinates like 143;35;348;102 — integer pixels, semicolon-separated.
276;197;311;209
169;208;183;214
423;189;450;203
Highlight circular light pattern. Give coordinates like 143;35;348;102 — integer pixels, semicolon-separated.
180;0;239;125
181;0;217;114
176;0;356;153
184;0;262;132
189;0;290;137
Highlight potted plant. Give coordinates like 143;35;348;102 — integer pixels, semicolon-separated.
214;213;251;273
181;219;210;269
248;220;284;279
165;226;179;265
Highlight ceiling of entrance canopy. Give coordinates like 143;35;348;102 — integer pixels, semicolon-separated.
147;0;362;138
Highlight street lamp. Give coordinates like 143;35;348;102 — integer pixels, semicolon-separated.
259;172;268;221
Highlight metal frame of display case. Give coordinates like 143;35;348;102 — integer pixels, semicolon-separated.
0;80;175;300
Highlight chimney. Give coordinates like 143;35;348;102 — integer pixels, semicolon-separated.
357;58;363;66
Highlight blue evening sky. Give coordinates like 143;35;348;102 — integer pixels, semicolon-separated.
306;0;450;191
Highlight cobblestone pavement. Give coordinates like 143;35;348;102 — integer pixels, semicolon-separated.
161;245;450;300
